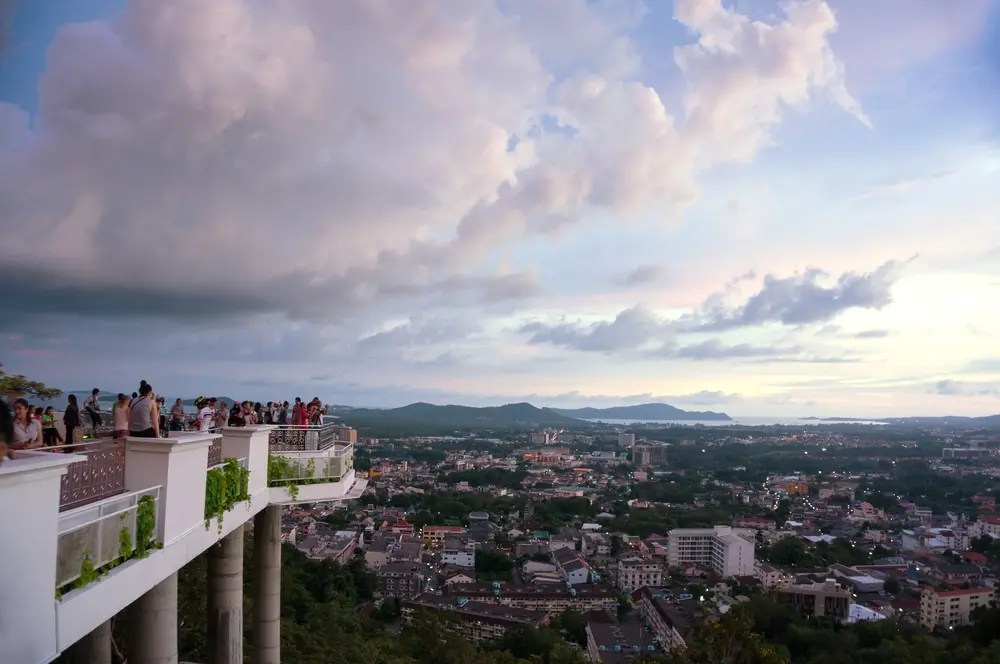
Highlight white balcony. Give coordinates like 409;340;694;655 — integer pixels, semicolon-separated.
0;422;365;664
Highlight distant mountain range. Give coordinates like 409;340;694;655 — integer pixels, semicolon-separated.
47;391;239;408
331;401;731;428
335;402;580;428
552;403;732;422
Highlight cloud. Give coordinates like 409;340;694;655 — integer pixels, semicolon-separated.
817;325;890;339
654;339;796;360
932;379;1000;397
850;170;954;204
689;259;908;331
521;305;673;352
620;265;665;287
0;0;868;331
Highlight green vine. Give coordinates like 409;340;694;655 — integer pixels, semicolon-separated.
57;493;162;598
204;458;251;533
136;494;156;558
268;453;340;500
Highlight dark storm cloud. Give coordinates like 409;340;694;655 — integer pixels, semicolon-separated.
689;259;908;332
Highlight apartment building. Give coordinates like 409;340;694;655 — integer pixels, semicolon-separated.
630;586;697;652
402;594;549;642
422;525;465;544
375;562;424;599
441;538;475;568
446;582;617;614
920;586;995;630
553;546;591;585
632;443;667;466
775;580;851;620
666;526;755;577
616;556;664;593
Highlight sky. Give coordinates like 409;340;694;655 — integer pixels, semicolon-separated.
1;0;999;418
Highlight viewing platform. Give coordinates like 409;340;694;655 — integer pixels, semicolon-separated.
0;423;367;664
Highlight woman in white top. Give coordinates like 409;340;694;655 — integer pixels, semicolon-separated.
197;399;214;432
11;398;42;450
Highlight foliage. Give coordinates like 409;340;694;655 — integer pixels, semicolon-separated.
204;458;251;533
136;494;157;558
442;468;528;490
0;362;62;400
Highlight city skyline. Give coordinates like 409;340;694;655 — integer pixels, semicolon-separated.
1;0;999;417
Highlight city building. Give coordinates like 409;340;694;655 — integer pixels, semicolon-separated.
630;586;698;652
920;586;995;630
665;526;755;577
632;443;667;467
775;580;852;620
0;424;366;664
446;582;617;614
616;556;663;593
586;616;659;664
422;525;465;544
376;562;425;599
618;433;635;448
942;448;992;459
442;540;475;568
402;594;549;642
553;547;591;585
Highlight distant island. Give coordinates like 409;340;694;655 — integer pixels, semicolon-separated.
552;402;732;422
804;414;1000;426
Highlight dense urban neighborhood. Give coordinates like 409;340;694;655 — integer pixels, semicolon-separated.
235;415;1000;664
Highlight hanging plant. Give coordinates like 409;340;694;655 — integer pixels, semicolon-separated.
204;458;251;533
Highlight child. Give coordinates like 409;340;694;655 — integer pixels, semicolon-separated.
42;406;62;447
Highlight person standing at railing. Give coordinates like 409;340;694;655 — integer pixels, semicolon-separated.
228;402;245;427
63;394;81;445
11;398;42;450
214;401;229;429
277;401;289;425
0;399;11;462
113;393;130;442
128;383;159;438
82;388;102;439
169;398;186;432
197;398;214;432
41;406;62;447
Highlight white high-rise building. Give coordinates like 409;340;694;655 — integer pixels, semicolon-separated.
618;433;635;447
666;526;755;577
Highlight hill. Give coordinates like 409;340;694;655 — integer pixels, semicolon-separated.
338;401;582;429
552;402;732;421
42;391;239;408
805;414;1000;426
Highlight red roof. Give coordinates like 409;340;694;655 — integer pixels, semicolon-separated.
963;552;988;564
926;586;993;597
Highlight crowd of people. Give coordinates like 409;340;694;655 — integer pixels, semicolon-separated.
2;383;331;454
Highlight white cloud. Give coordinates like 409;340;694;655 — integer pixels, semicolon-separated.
0;0;869;328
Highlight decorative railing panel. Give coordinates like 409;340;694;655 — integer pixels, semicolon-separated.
59;442;127;512
207;438;223;467
268;424;339;451
269;446;353;483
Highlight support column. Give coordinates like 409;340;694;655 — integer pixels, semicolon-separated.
125;573;178;664
68;620;111;664
253;506;281;664
208;525;244;664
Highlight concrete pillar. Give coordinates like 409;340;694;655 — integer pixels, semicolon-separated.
68;620;111;664
208;525;244;664
252;506;281;664
125;573;178;664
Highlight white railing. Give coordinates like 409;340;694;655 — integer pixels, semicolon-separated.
269;445;354;483
56;486;162;590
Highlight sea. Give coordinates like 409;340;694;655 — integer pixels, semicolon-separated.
584;417;885;427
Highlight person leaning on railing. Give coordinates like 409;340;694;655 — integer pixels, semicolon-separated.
10;398;42;450
0;399;12;462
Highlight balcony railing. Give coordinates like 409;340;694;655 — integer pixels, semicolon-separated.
268;444;354;485
268;423;342;451
56;486;162;591
40;441;128;513
207;437;223;467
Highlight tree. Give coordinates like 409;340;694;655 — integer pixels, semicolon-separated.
0;362;62;401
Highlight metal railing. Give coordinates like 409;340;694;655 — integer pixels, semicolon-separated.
268;423;343;451
31;440;128;512
56;486;162;590
207;437;223;467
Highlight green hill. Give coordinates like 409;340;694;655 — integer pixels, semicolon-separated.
553;402;732;421
339;401;581;429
